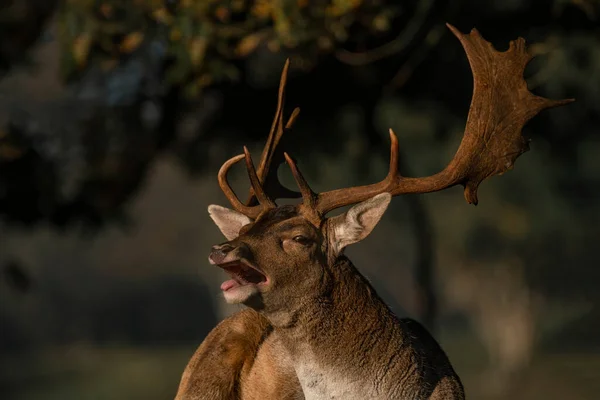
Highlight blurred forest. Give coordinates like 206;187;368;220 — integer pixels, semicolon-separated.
0;0;599;399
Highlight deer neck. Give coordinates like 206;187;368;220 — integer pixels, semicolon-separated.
262;256;411;399
272;256;397;328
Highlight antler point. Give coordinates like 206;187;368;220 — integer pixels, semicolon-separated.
464;183;479;205
559;98;576;105
446;23;462;39
285;107;301;129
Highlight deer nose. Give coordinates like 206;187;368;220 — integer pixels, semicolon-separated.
209;243;235;265
213;243;234;253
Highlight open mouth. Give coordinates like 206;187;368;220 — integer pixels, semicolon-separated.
218;261;268;292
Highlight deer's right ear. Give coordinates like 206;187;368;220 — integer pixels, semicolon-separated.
208;205;253;240
328;193;392;256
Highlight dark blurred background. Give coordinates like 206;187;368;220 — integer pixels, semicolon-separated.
0;0;598;399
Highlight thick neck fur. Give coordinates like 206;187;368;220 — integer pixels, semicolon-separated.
261;256;427;398
273;255;400;342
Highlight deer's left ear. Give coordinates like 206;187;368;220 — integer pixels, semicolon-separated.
328;193;392;256
208;205;253;240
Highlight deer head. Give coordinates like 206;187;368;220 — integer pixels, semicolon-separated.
207;25;572;311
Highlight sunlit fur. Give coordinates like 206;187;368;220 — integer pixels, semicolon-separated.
176;195;464;399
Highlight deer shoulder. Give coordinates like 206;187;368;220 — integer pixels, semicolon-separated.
175;307;301;400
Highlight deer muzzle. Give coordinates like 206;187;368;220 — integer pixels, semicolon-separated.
209;243;234;265
209;243;251;265
209;242;268;292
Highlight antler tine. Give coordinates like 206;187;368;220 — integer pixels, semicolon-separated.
313;130;410;216
284;152;317;208
386;129;400;181
244;147;276;209
255;59;290;180
260;106;303;200
285;107;301;130
312;24;573;217
218;154;263;218
246;58;302;206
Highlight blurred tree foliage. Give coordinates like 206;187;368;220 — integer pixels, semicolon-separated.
0;0;598;230
57;0;401;97
0;0;58;74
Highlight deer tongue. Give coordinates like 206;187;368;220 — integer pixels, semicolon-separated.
219;261;266;291
221;279;239;291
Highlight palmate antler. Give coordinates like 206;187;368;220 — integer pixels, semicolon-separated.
218;24;573;223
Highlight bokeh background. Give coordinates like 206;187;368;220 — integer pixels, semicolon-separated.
1;1;598;399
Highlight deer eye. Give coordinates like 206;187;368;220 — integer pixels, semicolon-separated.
292;235;311;245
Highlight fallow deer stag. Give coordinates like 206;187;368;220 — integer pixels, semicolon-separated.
175;24;572;400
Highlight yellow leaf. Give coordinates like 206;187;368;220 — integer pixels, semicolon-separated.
236;33;265;57
215;6;230;22
73;33;92;68
373;14;390;31
189;37;207;66
252;1;271;19
120;32;144;53
326;0;362;17
152;7;173;24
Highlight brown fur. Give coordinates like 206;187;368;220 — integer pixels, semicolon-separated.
175;308;301;399
269;255;464;399
176;204;465;399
